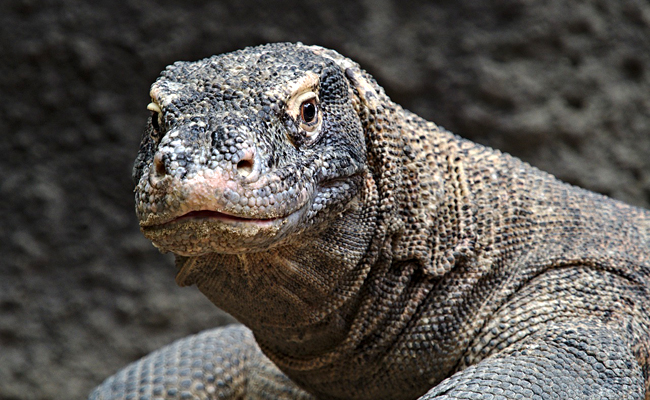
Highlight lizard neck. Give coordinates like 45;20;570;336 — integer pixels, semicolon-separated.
254;107;477;395
255;118;501;399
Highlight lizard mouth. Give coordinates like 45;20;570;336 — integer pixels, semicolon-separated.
167;210;279;226
140;205;303;256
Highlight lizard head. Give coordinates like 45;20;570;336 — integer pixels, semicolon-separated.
133;43;375;257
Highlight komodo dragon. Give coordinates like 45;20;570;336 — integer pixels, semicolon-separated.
91;43;650;400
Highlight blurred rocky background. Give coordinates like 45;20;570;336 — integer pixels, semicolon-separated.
2;0;649;398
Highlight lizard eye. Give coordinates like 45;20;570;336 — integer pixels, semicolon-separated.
147;102;163;137
300;99;318;124
286;88;322;146
298;95;321;134
150;111;161;132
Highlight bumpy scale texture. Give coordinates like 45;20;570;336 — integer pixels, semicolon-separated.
91;43;650;400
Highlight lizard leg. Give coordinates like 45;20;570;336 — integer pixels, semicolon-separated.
89;324;314;400
420;322;645;399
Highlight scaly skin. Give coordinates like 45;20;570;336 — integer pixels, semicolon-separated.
91;43;650;400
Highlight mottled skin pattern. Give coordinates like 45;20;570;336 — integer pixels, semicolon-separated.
91;43;650;400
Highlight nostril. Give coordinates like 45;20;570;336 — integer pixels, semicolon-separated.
154;153;167;177
236;159;254;177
